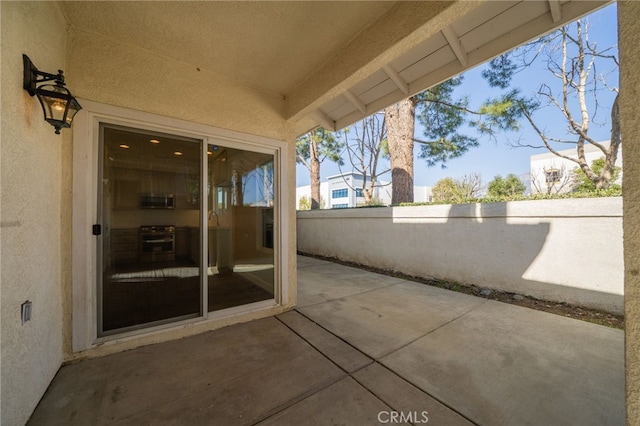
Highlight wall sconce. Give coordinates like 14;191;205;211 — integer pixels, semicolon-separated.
23;54;82;134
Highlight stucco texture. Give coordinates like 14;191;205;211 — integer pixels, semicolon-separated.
65;28;289;142
2;1;638;425
0;2;68;425
619;1;640;423
297;198;624;314
2;2;300;423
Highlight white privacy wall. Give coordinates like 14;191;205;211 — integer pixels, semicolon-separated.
297;197;623;314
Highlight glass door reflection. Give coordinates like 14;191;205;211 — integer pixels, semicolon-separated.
206;145;275;311
99;125;203;336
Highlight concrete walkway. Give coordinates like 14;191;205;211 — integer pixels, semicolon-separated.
28;256;624;425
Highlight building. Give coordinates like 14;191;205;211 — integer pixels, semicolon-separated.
296;171;432;209
2;2;640;425
530;141;622;194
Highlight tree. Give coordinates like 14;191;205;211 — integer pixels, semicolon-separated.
530;164;574;195
298;195;311;210
298;195;325;210
432;173;482;204
385;74;522;205
487;174;526;197
339;113;390;205
484;16;620;189
296;128;344;209
572;157;621;192
385;98;415;205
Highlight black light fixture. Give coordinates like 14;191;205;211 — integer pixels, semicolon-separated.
23;54;82;134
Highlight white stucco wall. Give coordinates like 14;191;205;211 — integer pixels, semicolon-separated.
0;2;69;425
298;198;624;314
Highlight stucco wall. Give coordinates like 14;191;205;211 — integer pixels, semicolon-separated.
65;28;289;142
59;14;299;358
0;2;69;425
1;2;299;423
298;198;624;314
619;1;640;423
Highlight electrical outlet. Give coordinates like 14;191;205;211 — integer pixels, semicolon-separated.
21;301;32;324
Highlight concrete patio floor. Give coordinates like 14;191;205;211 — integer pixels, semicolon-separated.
28;256;624;425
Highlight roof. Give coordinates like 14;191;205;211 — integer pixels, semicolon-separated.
58;1;610;136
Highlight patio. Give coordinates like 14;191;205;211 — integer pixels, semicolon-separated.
27;255;624;425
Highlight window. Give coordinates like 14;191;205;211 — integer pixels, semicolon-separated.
545;168;562;184
332;188;348;198
332;203;348;209
355;188;364;198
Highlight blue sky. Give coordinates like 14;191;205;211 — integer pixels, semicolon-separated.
296;3;618;188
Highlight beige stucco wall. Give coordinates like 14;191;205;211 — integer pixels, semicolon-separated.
619;1;640;423
1;1;636;425
2;2;299;424
298;198;624;314
62;20;300;359
0;2;69;425
61;27;299;359
65;28;289;142
65;99;298;361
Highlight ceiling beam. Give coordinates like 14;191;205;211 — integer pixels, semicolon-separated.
310;109;336;131
441;26;468;67
343;90;367;114
382;64;409;95
549;0;562;23
333;0;609;132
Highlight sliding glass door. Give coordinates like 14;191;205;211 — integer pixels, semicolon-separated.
98;124;276;337
206;144;275;312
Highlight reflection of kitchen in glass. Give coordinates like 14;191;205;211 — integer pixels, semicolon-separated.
206;145;275;312
100;125;275;337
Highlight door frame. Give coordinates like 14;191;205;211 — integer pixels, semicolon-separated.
71;100;289;352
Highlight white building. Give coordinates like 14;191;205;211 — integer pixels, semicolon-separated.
529;141;622;194
296;171;432;209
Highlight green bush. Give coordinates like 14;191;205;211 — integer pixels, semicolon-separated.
399;187;621;207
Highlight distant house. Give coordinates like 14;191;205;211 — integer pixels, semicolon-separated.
529;141;622;194
296;171;432;209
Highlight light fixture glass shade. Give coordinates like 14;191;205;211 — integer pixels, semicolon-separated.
23;55;82;134
35;84;82;134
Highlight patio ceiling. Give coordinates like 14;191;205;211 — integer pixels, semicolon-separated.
58;1;610;136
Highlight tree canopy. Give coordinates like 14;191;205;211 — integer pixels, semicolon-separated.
478;16;620;189
295;128;343;169
296;128;344;209
487;174;527;197
432;174;482;204
572;158;621;193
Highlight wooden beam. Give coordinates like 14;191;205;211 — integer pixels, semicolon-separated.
310;109;336;131
442;26;468;67
549;0;562;23
344;90;367;114
382;64;409;95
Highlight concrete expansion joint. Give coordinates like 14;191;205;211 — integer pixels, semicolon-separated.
249;373;349;425
279;309;374;370
276;311;476;425
350;361;479;426
375;299;489;360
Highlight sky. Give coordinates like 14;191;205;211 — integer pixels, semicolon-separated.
296;3;618;189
